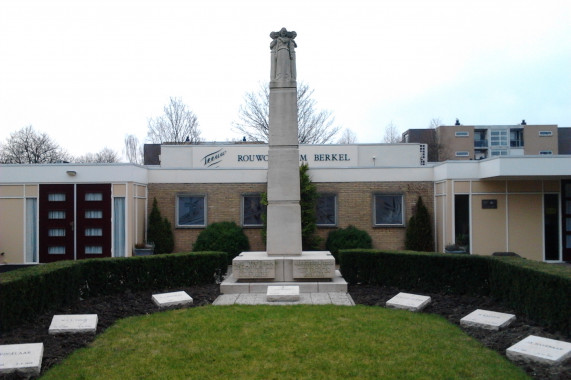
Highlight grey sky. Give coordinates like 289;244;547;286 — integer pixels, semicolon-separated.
1;0;570;159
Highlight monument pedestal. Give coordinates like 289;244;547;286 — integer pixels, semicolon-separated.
221;251;347;294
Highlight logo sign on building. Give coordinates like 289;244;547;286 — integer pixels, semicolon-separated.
193;145;357;169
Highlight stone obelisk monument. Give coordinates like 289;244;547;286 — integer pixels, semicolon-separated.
225;28;340;292
266;27;302;256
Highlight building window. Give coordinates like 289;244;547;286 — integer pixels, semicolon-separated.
455;131;469;137
374;194;404;226
177;195;206;227
539;131;553;137
48;210;66;219
85;246;103;254
48;228;66;237
48;193;66;201
242;194;264;227
85;210;103;219
48;246;65;255
491;149;508;156
316;194;337;226
85;228;103;236
490;130;508;147
455;151;469;157
510;129;524;147
540;150;553;155
85;193;103;201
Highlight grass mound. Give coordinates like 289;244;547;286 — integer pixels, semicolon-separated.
43;305;527;379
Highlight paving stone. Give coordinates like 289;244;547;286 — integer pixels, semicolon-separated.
460;309;515;330
329;292;355;306
49;314;98;334
152;291;193;307
506;335;571;365
310;293;333;305
386;292;431;312
212;294;239;305
0;343;43;377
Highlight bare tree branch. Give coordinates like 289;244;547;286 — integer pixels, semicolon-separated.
75;147;120;163
382;121;401;143
147;97;201;143
0;125;71;164
337;128;357;144
233;82;340;144
124;134;143;164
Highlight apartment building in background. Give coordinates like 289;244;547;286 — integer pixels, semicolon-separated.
402;121;565;162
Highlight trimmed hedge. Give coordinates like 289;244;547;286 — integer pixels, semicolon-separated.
0;251;227;332
339;249;490;295
339;250;571;335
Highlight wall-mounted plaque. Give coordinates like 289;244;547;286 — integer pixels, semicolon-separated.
482;199;497;209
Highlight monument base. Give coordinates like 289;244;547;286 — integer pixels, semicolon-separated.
222;251;347;294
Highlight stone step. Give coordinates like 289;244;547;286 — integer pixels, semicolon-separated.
220;270;348;294
213;292;355;306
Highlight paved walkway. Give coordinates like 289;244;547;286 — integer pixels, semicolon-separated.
213;292;355;306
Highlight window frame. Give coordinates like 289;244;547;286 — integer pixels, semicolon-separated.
316;193;337;227
539;150;553;155
455;131;469;137
455;151;470;157
373;194;405;227
176;194;207;228
539;131;553;137
241;193;265;227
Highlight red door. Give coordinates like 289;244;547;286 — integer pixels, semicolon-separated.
39;184;75;263
76;184;112;259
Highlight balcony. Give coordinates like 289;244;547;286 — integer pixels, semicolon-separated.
510;140;524;148
474;139;488;148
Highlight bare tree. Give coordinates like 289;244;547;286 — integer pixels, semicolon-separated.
75;147;120;163
428;117;442;129
124;134;143;164
427;117;443;162
382;122;401;143
0;125;71;164
147;97;201;143
233;82;340;144
337;128;357;144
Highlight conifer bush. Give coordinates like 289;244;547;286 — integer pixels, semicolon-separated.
405;196;434;252
300;164;320;250
193;221;250;264
147;198;175;254
326;225;372;262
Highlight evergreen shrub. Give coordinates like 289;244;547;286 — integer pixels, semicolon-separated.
326;225;372;262
147;198;175;254
0;252;227;332
193;221;250;264
405;196;434;251
338;249;571;334
299;164;320;250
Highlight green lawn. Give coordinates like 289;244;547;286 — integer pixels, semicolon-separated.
43;305;529;380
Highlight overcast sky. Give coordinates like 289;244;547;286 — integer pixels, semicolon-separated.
1;0;570;160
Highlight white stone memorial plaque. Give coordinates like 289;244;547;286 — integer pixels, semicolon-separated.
386;292;431;312
460;309;515;330
49;314;98;334
506;335;571;365
232;255;275;279
152;291;193;307
0;343;43;377
267;286;300;302
292;257;335;279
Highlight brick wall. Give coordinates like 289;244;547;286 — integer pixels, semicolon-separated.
148;181;434;253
